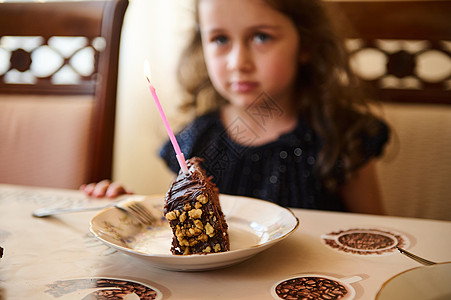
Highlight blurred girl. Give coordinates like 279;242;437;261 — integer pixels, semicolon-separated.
84;0;389;214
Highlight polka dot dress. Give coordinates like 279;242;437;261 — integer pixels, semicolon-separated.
160;111;389;210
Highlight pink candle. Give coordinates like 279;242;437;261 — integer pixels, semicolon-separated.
144;60;189;175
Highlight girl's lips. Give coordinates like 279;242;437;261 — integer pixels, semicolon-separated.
230;81;259;93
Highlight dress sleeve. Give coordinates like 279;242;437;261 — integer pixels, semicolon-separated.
347;117;390;174
159;113;217;174
159;140;180;174
362;118;390;159
333;118;390;185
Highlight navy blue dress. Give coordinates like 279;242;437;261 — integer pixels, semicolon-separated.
160;111;389;211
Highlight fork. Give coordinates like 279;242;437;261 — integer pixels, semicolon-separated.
115;200;156;226
33;198;156;226
397;247;437;266
32;202;117;217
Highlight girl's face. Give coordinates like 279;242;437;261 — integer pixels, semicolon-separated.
198;0;301;110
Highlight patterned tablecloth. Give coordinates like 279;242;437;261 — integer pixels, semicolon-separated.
1;184;450;299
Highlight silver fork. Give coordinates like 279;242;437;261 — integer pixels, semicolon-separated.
115;200;156;226
33;198;156;226
397;247;437;266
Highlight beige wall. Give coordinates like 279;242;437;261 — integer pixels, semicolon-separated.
114;0;194;195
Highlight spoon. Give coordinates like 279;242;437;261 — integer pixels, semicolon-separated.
397;247;437;266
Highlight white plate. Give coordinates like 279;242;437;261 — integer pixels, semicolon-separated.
376;262;451;300
90;194;299;271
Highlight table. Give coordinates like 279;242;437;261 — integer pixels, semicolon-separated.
1;184;450;299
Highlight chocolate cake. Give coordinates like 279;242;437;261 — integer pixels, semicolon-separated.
163;157;230;255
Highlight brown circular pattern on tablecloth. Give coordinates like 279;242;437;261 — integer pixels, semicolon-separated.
45;277;162;299
273;276;351;299
322;228;408;255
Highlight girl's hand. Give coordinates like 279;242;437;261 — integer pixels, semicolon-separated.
80;180;133;198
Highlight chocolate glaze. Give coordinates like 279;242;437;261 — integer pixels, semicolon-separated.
164;158;211;212
164;157;230;255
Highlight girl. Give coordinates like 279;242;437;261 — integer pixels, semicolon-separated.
83;0;389;214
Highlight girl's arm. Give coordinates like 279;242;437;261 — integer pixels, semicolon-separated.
339;159;385;215
80;180;132;198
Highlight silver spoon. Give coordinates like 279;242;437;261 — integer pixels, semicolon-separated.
397;247;437;266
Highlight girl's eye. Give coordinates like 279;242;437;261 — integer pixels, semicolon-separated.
211;35;229;46
253;33;272;43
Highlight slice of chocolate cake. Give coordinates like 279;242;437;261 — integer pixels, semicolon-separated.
163;157;230;255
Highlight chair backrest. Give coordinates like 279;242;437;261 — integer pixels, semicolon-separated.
324;0;451;220
0;0;128;189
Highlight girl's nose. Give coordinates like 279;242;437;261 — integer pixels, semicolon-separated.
227;44;253;72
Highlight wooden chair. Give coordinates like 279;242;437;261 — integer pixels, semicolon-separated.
324;1;451;220
0;0;128;189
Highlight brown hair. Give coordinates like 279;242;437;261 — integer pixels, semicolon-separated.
177;0;382;190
